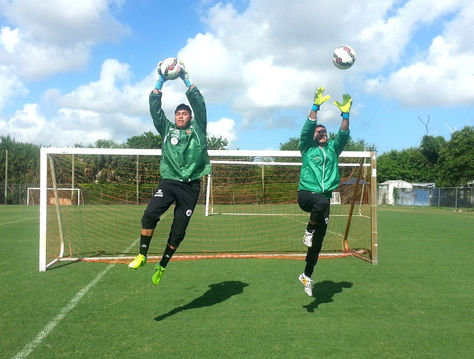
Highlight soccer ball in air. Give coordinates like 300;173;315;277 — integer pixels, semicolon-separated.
332;45;356;70
159;57;182;80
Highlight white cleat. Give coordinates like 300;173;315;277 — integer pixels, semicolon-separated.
303;230;314;247
298;273;314;297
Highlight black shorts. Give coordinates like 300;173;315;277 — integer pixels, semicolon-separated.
297;190;331;223
142;179;201;231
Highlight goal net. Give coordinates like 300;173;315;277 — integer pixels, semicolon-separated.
39;148;377;271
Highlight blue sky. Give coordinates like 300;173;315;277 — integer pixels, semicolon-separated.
0;0;473;154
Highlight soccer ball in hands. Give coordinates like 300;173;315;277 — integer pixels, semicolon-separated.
159;57;182;80
332;45;356;70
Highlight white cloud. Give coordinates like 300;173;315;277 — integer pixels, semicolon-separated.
0;26;19;52
0;0;127;45
0;104;46;143
2;0;474;148
365;1;474;106
207;117;237;146
0;0;128;80
0;65;27;111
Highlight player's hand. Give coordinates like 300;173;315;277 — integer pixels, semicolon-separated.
154;61;167;90
334;94;352;117
312;87;331;111
178;60;192;88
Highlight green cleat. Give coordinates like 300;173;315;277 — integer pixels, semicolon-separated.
151;264;166;286
128;254;146;269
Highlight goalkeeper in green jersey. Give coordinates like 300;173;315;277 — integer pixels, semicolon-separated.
128;61;211;286
297;87;352;297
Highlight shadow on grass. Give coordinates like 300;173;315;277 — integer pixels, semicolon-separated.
303;280;353;313
154;280;249;321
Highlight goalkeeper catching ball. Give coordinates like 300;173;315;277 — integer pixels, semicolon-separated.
128;60;211;286
297;87;352;297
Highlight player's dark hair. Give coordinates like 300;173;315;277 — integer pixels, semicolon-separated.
175;103;192;116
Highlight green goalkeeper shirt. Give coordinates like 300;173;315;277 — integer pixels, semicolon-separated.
298;118;350;197
149;86;211;182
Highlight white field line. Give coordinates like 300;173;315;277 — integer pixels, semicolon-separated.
12;264;114;359
13;238;140;359
0;217;37;226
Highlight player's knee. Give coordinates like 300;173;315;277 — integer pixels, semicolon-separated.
168;229;186;248
141;212;159;229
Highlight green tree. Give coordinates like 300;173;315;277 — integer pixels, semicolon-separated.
0;136;40;184
280;137;299;151
377;148;432;184
94;139;123;148
126;131;162;149
207;136;228;150
436;126;474;186
279;135;375;152
420;135;446;165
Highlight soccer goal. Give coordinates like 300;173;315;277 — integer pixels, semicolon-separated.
39;148;377;271
27;187;82;206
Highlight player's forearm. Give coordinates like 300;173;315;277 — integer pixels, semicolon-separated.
341;118;349;131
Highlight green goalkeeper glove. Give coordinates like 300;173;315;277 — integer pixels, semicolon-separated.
334;94;352;119
312;87;330;111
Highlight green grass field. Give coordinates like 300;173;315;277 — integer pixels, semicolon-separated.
1;205;473;358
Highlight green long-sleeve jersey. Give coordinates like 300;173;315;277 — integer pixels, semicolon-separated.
298;118;350;197
149;86;211;182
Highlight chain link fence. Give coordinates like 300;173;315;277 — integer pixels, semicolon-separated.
379;186;473;209
0;183;36;205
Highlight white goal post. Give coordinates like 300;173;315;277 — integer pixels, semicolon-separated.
39;147;378;271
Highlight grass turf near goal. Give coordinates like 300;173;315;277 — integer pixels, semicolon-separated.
39;148;377;271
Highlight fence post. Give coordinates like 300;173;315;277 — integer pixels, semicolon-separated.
455;187;458;210
4;149;7;204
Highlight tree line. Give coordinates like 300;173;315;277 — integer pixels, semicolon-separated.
1;126;473;189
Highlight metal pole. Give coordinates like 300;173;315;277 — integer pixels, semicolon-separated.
455;187;458;210
136;155;139;205
71;154;75;202
4;149;7;204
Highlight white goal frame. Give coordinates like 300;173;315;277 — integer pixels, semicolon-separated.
39;147;377;271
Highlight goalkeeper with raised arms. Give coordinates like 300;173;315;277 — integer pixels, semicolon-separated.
128;60;211;286
297;87;352;297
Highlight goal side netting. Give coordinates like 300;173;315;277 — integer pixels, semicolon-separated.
39;148;377;271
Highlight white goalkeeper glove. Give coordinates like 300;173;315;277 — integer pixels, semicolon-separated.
154;61;167;90
178;60;192;88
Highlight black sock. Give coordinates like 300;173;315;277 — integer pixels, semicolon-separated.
304;263;314;278
139;235;152;256
306;222;317;232
159;245;176;268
